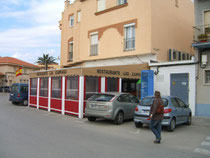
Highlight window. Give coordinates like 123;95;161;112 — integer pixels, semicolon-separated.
97;0;106;12
204;10;210;34
85;76;99;100
205;70;210;84
51;77;61;98
124;24;135;51
69;15;74;27
30;78;37;96
107;78;118;92
69;42;73;61
117;94;130;103
90;33;98;56
175;0;179;8
129;94;139;104
77;11;81;23
171;98;179;107
20;86;28;93
117;0;127;5
66;76;78;100
176;98;186;108
40;78;48;97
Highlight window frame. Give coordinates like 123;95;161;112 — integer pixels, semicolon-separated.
117;0;127;6
85;76;99;100
77;11;81;23
203;69;210;86
68;41;73;62
124;23;136;51
51;77;62;99
90;32;99;56
40;78;48;97
66;76;79;100
30;78;37;96
69;15;74;27
97;0;106;12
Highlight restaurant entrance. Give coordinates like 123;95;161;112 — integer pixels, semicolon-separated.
122;79;140;99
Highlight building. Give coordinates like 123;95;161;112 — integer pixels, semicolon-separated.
192;0;210;117
37;62;60;70
29;0;195;118
0;57;40;87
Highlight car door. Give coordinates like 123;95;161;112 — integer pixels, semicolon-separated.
117;94;133;118
176;98;189;123
170;97;183;124
129;94;139;116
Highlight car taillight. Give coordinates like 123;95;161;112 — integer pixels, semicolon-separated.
135;107;139;111
17;93;20;97
164;108;172;114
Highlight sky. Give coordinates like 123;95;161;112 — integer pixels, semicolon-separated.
0;0;74;65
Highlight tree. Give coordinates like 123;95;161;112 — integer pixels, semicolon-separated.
37;54;56;70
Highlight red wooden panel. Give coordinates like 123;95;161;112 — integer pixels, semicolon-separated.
30;96;37;105
51;99;62;110
39;97;48;108
65;100;79;114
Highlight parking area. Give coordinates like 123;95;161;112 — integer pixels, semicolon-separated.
0;93;210;158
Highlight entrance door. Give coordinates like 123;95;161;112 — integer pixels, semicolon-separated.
170;73;189;104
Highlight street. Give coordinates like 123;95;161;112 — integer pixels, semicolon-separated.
0;93;210;158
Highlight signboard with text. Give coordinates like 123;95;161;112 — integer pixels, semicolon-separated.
141;70;154;99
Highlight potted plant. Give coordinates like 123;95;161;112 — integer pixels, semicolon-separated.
205;27;210;34
197;34;208;42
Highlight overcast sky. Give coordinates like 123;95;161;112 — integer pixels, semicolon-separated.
0;0;193;65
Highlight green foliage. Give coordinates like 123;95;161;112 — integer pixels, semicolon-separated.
37;54;56;70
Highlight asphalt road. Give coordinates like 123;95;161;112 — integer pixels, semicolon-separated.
0;93;210;158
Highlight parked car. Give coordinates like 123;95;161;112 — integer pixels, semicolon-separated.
0;86;11;93
134;96;192;132
9;83;28;106
85;92;140;125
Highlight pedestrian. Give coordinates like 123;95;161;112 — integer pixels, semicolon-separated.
149;91;164;144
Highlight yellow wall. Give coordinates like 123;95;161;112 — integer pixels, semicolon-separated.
60;0;194;67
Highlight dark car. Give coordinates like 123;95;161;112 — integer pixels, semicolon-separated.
0;86;10;93
134;96;192;132
85;92;140;125
9;83;28;106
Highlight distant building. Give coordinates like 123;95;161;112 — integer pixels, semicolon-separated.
0;57;40;87
192;0;210;117
37;62;60;70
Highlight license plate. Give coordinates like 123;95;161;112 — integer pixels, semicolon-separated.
141;110;149;115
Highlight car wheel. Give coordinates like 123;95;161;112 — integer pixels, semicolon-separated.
185;114;192;125
114;111;124;125
167;118;176;132
23;100;28;106
135;122;143;128
87;117;96;122
12;101;18;105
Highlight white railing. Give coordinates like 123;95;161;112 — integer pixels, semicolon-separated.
193;24;210;42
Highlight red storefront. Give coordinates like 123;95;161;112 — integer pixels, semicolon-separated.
29;64;148;118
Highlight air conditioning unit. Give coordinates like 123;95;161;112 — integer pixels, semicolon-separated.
169;49;179;61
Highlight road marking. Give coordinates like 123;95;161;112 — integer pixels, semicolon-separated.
206;137;210;141
194;148;210;156
201;141;210;147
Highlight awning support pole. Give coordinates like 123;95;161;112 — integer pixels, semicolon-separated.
79;76;84;119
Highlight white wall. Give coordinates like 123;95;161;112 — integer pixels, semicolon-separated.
150;63;196;115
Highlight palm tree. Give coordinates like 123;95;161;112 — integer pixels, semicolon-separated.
37;54;56;70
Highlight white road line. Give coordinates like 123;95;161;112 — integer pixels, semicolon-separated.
194;148;210;156
206;137;210;141
201;141;210;147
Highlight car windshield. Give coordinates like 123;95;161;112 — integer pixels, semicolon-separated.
141;97;168;107
88;94;115;102
11;85;18;92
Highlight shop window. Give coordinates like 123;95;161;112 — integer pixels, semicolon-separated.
205;70;210;84
107;78;118;92
66;76;78;100
30;78;37;96
124;23;135;51
52;77;61;98
85;76;99;100
40;78;48;97
90;33;98;56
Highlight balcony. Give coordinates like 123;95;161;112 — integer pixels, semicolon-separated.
192;24;210;50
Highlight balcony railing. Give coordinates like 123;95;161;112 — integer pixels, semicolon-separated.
193;24;210;43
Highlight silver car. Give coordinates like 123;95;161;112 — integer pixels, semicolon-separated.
85;92;140;125
134;96;192;132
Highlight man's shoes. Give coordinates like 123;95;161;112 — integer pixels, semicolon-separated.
154;138;161;144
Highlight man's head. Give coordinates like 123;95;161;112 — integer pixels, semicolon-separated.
155;91;161;98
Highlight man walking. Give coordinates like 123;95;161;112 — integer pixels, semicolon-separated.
149;91;164;144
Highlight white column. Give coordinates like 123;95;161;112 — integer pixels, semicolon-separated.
79;76;84;119
119;78;122;92
62;76;65;115
101;77;105;93
37;78;40;109
48;77;51;112
28;79;30;107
